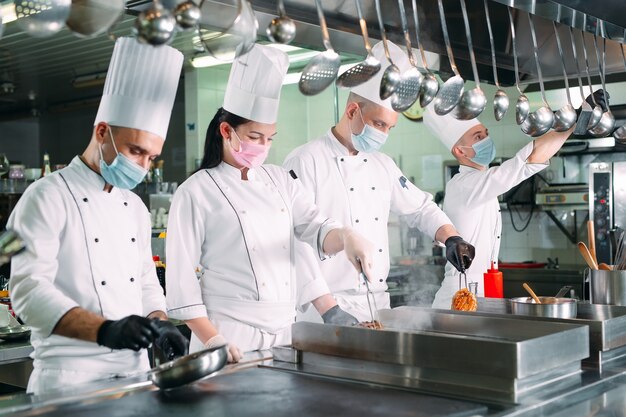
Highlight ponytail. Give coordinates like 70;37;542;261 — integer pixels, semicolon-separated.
197;107;250;171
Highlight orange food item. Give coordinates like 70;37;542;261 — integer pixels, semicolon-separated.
451;288;477;311
359;321;383;330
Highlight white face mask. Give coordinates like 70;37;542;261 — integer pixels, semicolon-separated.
350;106;388;153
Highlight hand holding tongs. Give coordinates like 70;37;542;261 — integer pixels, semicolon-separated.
358;259;379;324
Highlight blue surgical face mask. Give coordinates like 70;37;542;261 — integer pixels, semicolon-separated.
99;127;148;190
463;136;496;167
350;106;388;153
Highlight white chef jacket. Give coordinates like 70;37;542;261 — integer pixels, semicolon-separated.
8;156;165;391
165;162;339;353
432;142;548;308
283;130;452;322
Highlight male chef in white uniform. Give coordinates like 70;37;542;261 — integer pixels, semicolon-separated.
424;99;595;307
8;38;188;394
283;41;475;322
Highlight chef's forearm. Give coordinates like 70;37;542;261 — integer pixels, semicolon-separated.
52;307;107;343
321;227;347;254
527;127;573;164
147;310;168;321
185;317;220;345
311;294;337;316
434;224;460;244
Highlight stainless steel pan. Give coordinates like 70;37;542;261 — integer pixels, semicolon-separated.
150;345;228;389
510;297;577;318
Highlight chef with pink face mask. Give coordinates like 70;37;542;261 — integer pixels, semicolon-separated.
165;44;374;362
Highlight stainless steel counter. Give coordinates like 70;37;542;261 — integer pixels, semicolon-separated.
0;340;33;389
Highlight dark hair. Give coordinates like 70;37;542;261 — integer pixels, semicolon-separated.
197;107;251;171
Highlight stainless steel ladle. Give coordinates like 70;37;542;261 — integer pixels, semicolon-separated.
336;0;381;88
411;0;438;108
374;0;401;100
568;26;597;135
507;7;529;125
432;0;464;116
552;22;577;132
266;0;296;44
578;29;604;131
484;0;508;121
391;0;423;111
588;31;615;137
451;0;486;120
521;14;554;137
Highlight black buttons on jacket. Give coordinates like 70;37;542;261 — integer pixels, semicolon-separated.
101;281;106;286
83;198;88;202
130;277;135;282
124;202;128;206
131;238;136;242
350;187;354;191
94;238;99;243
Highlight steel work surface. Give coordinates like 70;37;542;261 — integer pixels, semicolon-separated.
0;367;487;417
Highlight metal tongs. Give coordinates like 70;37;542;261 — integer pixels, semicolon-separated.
358;260;379;324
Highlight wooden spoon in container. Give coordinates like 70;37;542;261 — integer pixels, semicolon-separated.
587;220;598;266
523;283;541;304
578;242;599;270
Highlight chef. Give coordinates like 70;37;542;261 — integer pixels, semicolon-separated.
165;44;373;362
423;91;607;307
8;38;188;394
282;41;474;323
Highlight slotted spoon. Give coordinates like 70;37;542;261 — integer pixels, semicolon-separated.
391;0;423;112
374;0;401;101
432;0;464;116
336;0;381;88
411;0;438;108
299;0;341;96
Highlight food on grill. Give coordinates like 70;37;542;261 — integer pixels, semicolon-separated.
359;321;383;330
451;288;477;311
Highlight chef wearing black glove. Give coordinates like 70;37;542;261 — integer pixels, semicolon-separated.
445;236;476;273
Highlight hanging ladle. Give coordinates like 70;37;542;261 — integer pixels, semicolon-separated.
568;26;598;135
507;7;529;125
374;0;401;100
266;0;296;45
451;0;486;120
613;30;626;143
520;14;554;137
299;0;341;96
552;22;577;132
588;31;615;137
390;0;423;112
432;0;464;116
411;0;438;108
578;28;604;132
484;0;508;121
336;0;381;88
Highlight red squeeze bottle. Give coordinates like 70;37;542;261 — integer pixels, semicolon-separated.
484;261;503;298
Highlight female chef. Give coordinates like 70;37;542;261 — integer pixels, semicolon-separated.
166;44;373;362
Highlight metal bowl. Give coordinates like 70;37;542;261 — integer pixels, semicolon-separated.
0;326;31;341
509;297;577;319
150;345;227;389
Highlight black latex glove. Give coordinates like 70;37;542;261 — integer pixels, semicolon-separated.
151;319;189;361
321;305;359;326
445;236;475;273
97;315;160;351
577;89;610;115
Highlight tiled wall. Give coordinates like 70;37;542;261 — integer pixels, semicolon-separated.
185;69;606;268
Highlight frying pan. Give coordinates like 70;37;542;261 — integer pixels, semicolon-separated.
150;345;228;389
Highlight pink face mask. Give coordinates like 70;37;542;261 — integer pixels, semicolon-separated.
228;129;269;168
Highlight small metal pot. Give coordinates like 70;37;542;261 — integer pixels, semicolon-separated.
150;345;227;389
509;297;578;319
590;270;626;306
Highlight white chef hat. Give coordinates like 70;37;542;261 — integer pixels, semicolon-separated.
349;41;412;111
94;37;183;140
223;44;289;124
423;106;481;151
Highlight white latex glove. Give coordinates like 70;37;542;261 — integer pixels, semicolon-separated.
342;228;375;281
205;334;242;363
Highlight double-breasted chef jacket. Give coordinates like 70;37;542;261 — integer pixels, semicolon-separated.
432;142;548;308
283;130;452;322
8;157;165;379
165;162;340;353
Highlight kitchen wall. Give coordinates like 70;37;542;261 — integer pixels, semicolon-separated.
185;66;596;267
0;118;40;167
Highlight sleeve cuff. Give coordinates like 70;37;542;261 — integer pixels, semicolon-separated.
167;304;208;321
297;277;331;311
317;219;342;260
